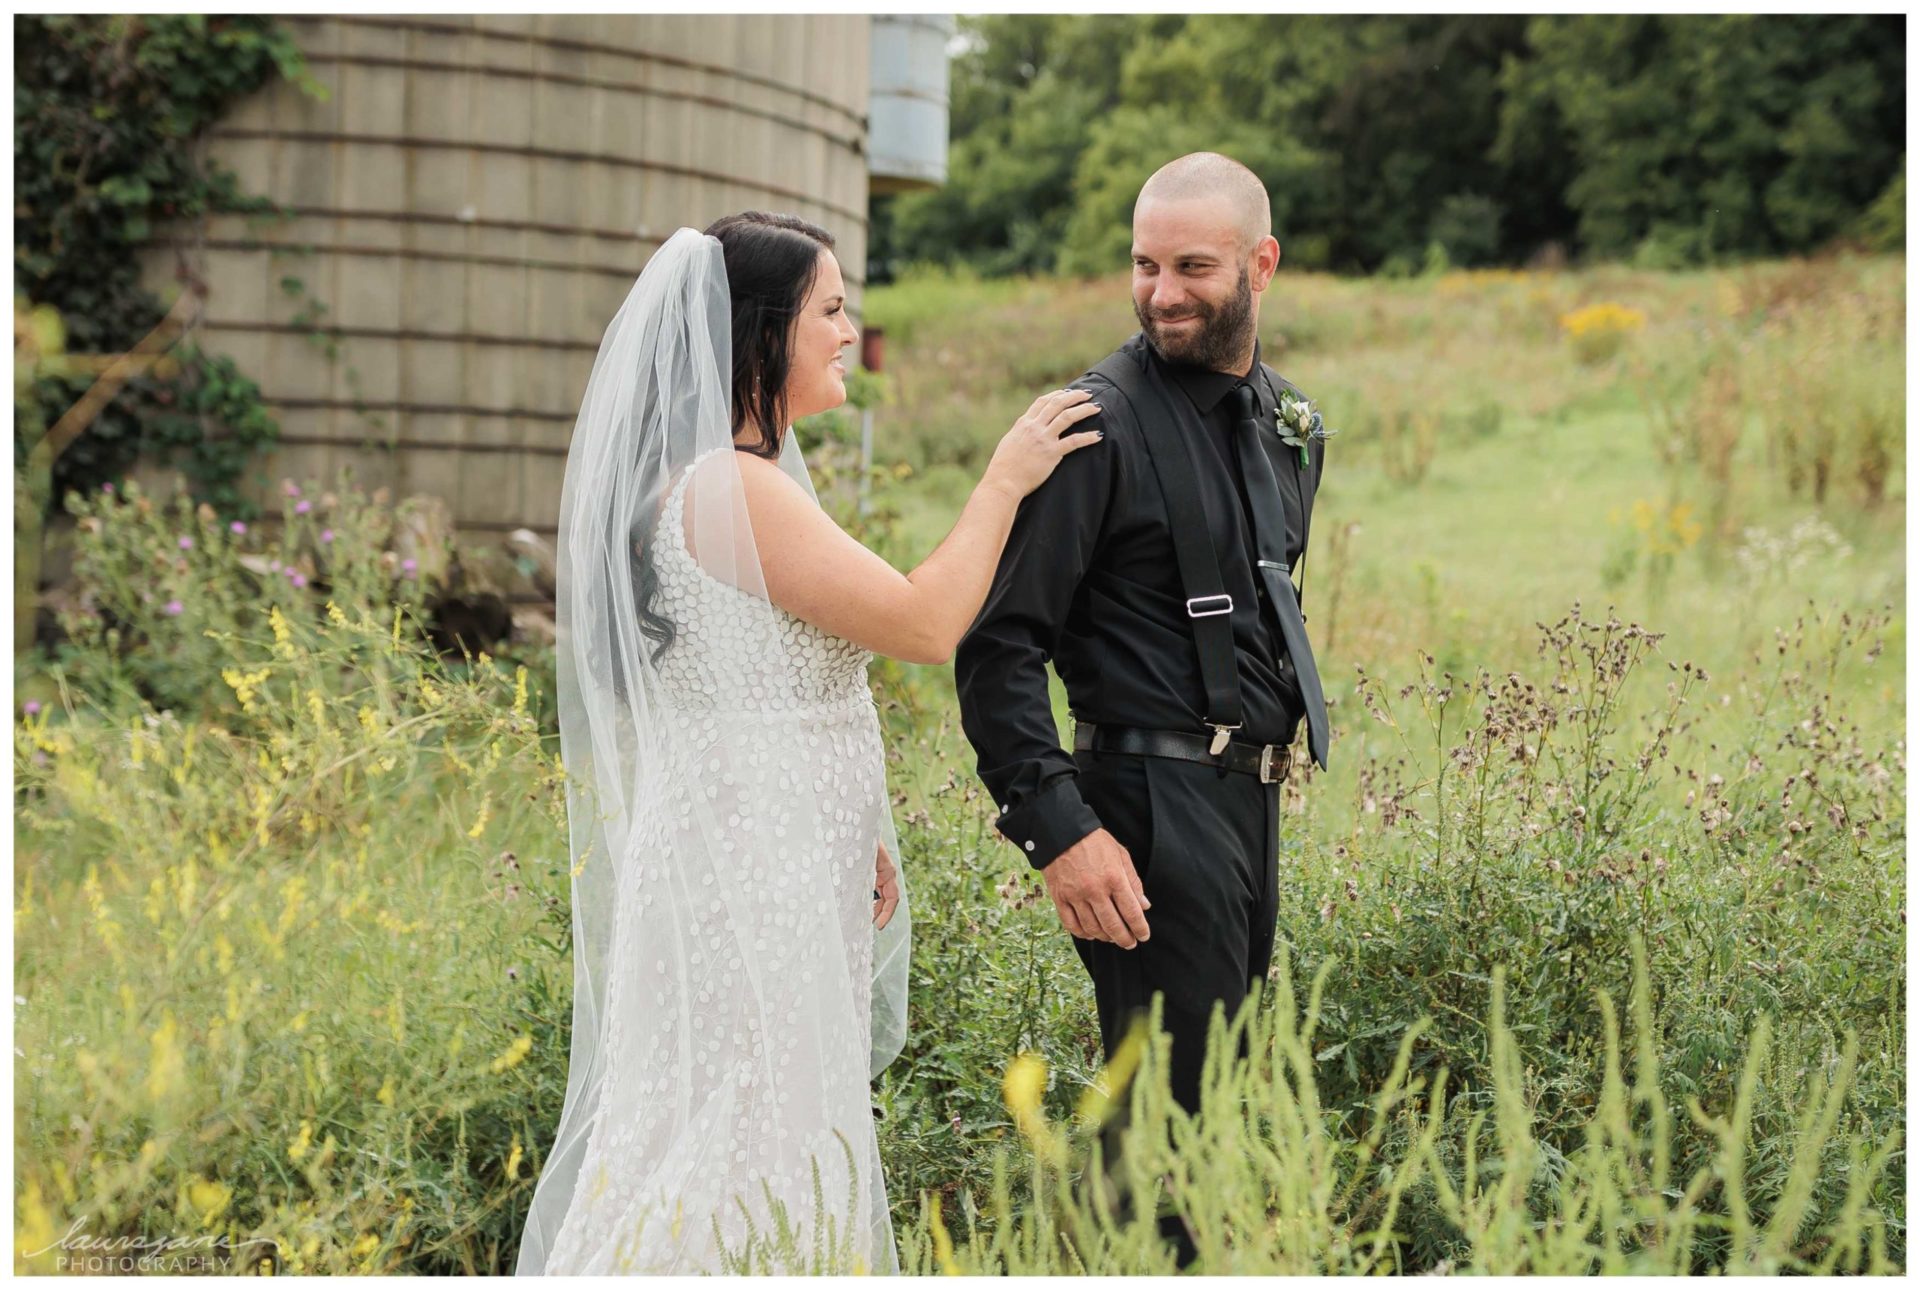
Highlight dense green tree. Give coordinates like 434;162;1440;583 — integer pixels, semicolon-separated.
1502;15;1906;265
885;14;1903;275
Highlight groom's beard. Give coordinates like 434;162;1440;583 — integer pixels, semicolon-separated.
1135;266;1255;371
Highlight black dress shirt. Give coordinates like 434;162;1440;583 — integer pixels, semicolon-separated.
956;332;1326;869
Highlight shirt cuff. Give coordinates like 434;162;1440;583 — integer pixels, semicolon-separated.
994;773;1103;871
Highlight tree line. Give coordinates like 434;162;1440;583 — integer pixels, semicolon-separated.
872;14;1905;279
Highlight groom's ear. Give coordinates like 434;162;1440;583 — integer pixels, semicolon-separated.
1250;235;1282;292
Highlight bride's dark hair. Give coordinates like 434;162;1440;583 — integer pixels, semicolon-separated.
632;211;836;665
702;211;836;458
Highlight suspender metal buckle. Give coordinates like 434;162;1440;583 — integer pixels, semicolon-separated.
1186;594;1234;618
1208;723;1240;755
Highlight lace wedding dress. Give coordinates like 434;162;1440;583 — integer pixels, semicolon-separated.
538;450;896;1274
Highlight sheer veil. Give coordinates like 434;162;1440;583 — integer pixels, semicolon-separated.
515;228;910;1274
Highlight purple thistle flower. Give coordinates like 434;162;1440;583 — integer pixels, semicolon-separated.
269;560;281;573
23;701;41;716
230;521;247;535
295;499;312;515
291;573;308;589
102;482;115;495
283;481;302;497
178;536;193;550
401;558;418;575
163;599;184;616
320;529;334;544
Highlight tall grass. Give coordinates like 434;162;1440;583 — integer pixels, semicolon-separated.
898;950;1900;1275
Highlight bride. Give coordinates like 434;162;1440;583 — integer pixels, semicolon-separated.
514;213;1103;1275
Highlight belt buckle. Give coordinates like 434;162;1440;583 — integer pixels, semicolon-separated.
1259;744;1287;783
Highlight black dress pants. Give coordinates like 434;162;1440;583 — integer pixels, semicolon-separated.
1068;746;1281;1115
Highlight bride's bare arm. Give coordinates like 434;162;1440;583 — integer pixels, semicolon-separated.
718;389;1102;665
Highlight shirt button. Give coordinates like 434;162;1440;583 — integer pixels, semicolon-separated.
1024;841;1035;852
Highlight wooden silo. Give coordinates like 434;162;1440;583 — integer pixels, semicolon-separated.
152;14;873;544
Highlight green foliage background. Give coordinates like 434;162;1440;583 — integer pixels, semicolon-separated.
872;15;1906;280
13;14;319;515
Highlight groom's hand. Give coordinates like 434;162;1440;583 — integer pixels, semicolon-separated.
1039;829;1151;949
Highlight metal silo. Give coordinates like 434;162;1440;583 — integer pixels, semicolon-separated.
868;15;956;194
149;14;876;544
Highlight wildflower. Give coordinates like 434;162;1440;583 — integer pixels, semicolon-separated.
291;573;308;589
186;1176;232;1224
377;1074;396;1106
928;1196;961;1276
505;1136;524;1180
269;559;282;572
401;558;418;576
288;1120;314;1162
468;793;493;839
320;528;335;544
295;499;312;514
1002;1051;1063;1161
1075;1023;1148;1128
282;480;301;497
164;600;184;616
23;701;40;716
102;481;115;494
350;1234;379;1259
230;520;247;535
178;536;193;550
491;1033;533;1073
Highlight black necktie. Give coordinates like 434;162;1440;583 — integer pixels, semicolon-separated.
1229;382;1329;770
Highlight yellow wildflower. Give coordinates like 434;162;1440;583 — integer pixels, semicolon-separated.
146;1010;184;1102
269;605;294;659
1002;1051;1062;1161
505;1135;524;1180
928;1196;961;1276
1075;1022;1148;1128
186;1176;232;1225
491;1033;533;1074
467;793;493;839
287;1120;313;1162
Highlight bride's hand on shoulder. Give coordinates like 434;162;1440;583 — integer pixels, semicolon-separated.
979;388;1105;501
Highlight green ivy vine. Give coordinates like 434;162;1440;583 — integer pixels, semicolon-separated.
14;15;325;517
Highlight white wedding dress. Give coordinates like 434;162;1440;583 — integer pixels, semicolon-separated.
539;450;896;1274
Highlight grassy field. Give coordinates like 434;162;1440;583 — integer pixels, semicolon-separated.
12;254;1906;1273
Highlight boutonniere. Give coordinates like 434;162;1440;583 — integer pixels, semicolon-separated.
1275;390;1339;468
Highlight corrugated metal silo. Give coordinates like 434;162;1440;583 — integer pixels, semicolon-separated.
868;15;956;194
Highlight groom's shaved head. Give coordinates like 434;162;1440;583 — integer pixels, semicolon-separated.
1135;152;1271;254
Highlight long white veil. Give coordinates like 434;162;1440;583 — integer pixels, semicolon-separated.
516;228;910;1274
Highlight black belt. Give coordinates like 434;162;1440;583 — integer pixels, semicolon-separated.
1072;721;1293;784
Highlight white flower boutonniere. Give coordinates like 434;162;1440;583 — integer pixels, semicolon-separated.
1276;390;1340;469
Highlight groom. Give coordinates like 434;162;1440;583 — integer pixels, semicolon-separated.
956;152;1331;1116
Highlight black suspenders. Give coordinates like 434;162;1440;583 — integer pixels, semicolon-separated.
1089;349;1244;754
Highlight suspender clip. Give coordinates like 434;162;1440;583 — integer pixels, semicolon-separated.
1208;723;1240;756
